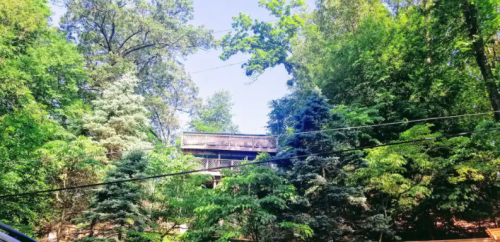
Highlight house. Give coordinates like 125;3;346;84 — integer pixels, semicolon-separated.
180;132;278;186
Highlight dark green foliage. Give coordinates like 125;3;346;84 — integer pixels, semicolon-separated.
76;151;149;241
277;91;375;241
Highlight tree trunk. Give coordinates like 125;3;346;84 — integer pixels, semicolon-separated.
89;219;96;237
166;123;172;145
423;0;431;63
118;224;123;241
462;0;500;121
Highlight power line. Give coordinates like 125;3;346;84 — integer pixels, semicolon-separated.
189;20;279;75
9;110;500;165
273;110;500;137
190;61;246;74
11;147;164;164
212;20;277;34
2;127;499;199
213;28;234;34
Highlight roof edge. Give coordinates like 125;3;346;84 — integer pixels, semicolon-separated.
182;132;272;137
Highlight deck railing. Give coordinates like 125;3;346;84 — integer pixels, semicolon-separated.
181;133;278;153
197;158;274;170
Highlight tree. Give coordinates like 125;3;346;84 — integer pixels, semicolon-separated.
186;153;312;242
220;0;306;85
0;0;88;117
0;102;65;236
352;122;500;240
61;0;210;146
76;151;149;241
277;91;376;241
141;147;209;242
432;0;500;121
38;136;108;241
84;73;152;152
0;0;89;234
62;0;214;87
189;90;239;133
139;60;200;144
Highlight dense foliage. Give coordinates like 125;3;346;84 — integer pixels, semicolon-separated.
5;0;500;241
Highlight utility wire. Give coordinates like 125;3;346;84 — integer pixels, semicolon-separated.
190;20;279;75
212;20;277;34
272;110;500;137
9;110;500;165
2;127;500;199
190;61;247;74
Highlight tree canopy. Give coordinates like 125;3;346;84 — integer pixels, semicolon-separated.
5;0;500;241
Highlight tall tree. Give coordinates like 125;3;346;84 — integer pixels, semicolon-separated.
139;60;200;144
62;0;214;87
189;90;239;133
278;91;375;241
0;0;89;234
76;151;149;241
432;0;500;121
84;73;152;152
219;0;306;85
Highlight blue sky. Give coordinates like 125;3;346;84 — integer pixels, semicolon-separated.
49;0;315;134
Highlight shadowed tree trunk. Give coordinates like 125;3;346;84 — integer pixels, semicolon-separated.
462;0;500;121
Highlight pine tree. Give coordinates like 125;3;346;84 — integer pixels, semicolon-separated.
279;91;372;241
76;151;149;241
85;73;152;152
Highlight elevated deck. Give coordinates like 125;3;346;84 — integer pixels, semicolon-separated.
181;132;278;178
181;132;278;155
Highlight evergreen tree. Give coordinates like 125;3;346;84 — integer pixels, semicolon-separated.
85;73;152;152
76;151;149;241
279;91;377;241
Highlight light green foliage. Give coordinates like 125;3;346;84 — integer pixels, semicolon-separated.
353;125;437;210
189;90;239;133
0;0;87;115
220;0;306;82
139;60;201;144
85;73;152;152
38;136;108;241
186;155;312;242
0;0;89;230
62;0;214;86
352;122;500;239
142;147;209;242
0;102;66;235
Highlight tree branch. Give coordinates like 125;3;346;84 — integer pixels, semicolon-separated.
96;14;111;52
117;29;142;51
122;43;156;57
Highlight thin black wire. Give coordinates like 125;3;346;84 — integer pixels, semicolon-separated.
273;110;500;137
190;20;278;74
190;61;246;74
212;20;277;34
2;127;499;199
9;110;500;165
